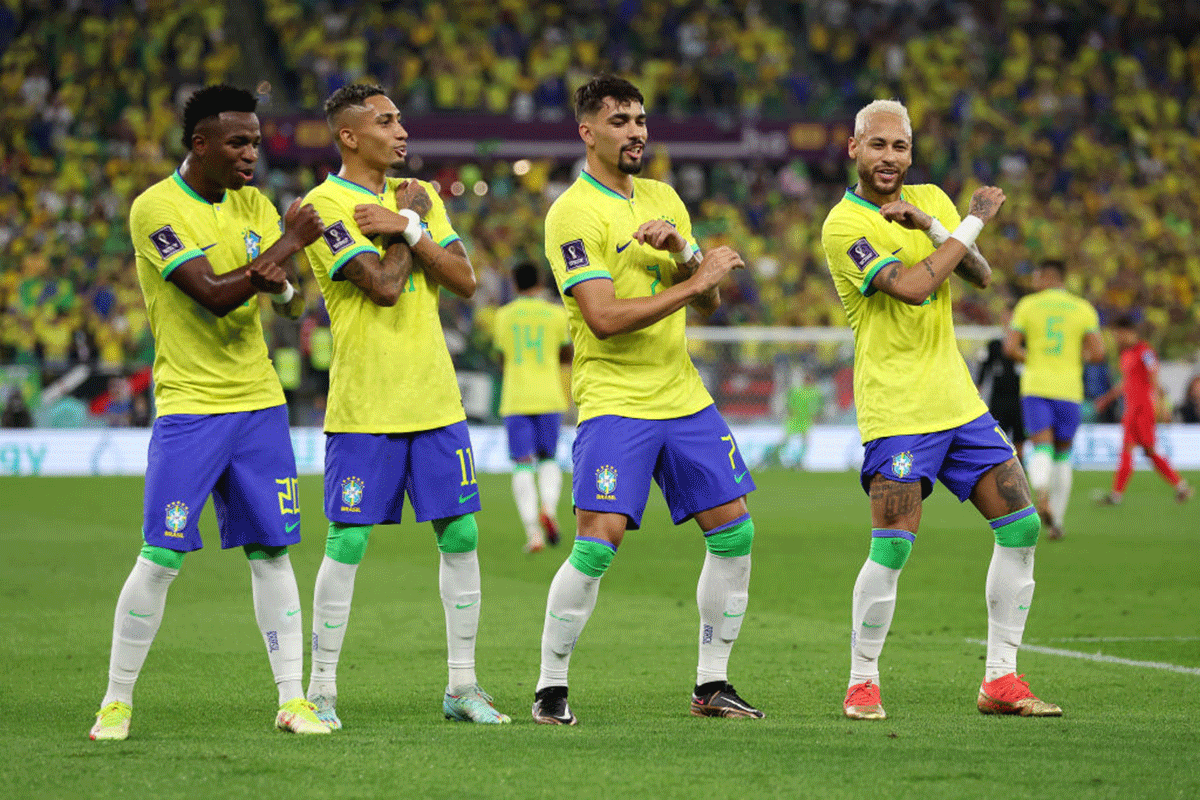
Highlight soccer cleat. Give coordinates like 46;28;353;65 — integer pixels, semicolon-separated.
532;685;577;725
690;681;765;719
977;673;1062;716
539;511;561;546
308;694;342;731
443;684;512;724
1093;490;1122;506
276;698;331;734
523;538;545;554
1045;522;1065;541
843;680;887;720
89;701;132;741
1176;481;1194;504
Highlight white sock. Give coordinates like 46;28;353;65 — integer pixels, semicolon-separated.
101;555;179;707
1049;457;1073;528
696;552;751;686
440;550;481;692
849;559;901;687
1027;448;1052;502
307;556;359;702
538;560;601;691
248;554;304;705
512;467;542;546
536;458;563;516
985;544;1036;681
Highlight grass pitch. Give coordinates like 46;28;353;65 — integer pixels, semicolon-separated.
1;469;1197;799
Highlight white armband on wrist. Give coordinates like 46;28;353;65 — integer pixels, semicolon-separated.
397;209;423;247
949;215;984;249
925;218;950;246
270;281;296;304
671;243;698;264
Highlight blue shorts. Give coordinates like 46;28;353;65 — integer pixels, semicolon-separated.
860;412;1016;501
1021;396;1081;442
572;405;756;530
324;420;482;525
504;412;562;461
143;405;300;552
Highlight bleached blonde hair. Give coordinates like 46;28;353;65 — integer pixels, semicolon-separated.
854;99;912;139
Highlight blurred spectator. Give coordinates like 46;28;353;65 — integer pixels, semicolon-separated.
1177;375;1200;423
2;387;33;428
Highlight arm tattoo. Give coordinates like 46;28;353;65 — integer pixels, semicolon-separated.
953;246;991;288
869;476;922;525
923;260;937;281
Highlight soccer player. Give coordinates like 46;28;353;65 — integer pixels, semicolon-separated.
89;85;328;740
492;261;572;553
975;332;1024;466
1003;259;1106;539
822;99;1061;721
533;75;762;726
299;83;509;728
1093;316;1193;505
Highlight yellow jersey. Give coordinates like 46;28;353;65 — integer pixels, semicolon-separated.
493;296;570;416
1011;288;1099;402
130;171;285;416
822;185;987;442
544;171;711;423
301;174;465;433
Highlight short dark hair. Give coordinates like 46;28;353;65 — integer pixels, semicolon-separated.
1113;313;1138;331
325;83;388;124
181;85;257;150
512;261;540;291
574;74;644;121
1039;258;1066;276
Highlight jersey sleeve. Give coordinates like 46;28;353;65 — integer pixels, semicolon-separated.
930;186;962;231
822;216;899;298
303;189;377;281
129;193;205;279
1010;297;1030;334
421;183;462;248
545;200;609;296
491;305;509;354
1082;301;1100;333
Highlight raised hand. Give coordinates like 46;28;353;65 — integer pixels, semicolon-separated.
968;186;1006;223
283;198;324;246
879;200;933;231
354;204;407;237
395;179;432;218
246;259;288;294
632;220;687;254
691;246;744;292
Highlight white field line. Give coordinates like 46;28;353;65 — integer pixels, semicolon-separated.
1034;636;1200;643
964;638;1200;675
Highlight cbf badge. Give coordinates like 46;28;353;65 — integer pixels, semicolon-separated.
243;229;261;259
891;451;913;479
164;501;189;538
595;465;617;500
340;476;364;512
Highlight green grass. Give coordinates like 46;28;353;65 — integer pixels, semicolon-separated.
1;469;1197;799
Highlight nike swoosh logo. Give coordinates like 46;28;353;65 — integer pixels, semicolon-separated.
285;521;300;533
458;491;478;504
733;471;747;484
201;243;217;251
128;611;154;618
862;622;884;628
1017;605;1030;610
891;247;902;254
616;241;632;253
455;600;479;610
324;621;345;629
722;611;745;618
286;609;301;617
548;612;572;622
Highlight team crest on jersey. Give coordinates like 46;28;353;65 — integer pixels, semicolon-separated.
595;465;617;499
340;476;364;512
323;221;353;254
243;229;261;259
164;501;189;537
149;225;184;259
891;451;914;479
561;239;589;271
847;237;879;271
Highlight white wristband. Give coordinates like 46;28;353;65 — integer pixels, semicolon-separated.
671;243;698;263
925;218;950;246
270;281;295;304
397;209;423;247
949;215;984;249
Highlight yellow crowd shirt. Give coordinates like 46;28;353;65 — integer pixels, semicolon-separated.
544;172;712;423
130;171;285;416
301;174;465;433
493;296;570;416
1011;288;1100;402
822;185;987;442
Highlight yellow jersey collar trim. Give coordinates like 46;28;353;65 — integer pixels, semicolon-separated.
843;187;905;211
329;173;384;198
172;171;226;205
581;171;633;201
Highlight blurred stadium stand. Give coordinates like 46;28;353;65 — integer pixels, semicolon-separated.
2;0;1199;430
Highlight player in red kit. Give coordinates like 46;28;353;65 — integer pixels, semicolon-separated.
1094;315;1193;505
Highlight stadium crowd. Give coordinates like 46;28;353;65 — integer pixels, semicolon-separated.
2;0;1200;426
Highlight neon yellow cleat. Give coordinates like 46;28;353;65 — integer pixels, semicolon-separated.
90;701;132;741
843;680;887;720
978;673;1062;716
276;698;331;734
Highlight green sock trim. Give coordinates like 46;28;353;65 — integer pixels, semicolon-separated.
868;536;912;570
434;514;478;554
568;537;617;577
513;463;535;472
326;522;372;565
993;509;1040;548
244;544;288;560
704;518;754;557
1052;449;1072;462
139;543;185;570
1033;443;1054;456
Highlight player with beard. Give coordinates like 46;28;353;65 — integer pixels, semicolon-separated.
298;83;509;728
822;99;1062;720
532;74;761;725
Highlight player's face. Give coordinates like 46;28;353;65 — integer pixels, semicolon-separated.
849;113;912;200
196;112;261;190
348;94;408;171
582;98;646;175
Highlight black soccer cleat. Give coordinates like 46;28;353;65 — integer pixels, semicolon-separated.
690;681;765;719
532;685;577;725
